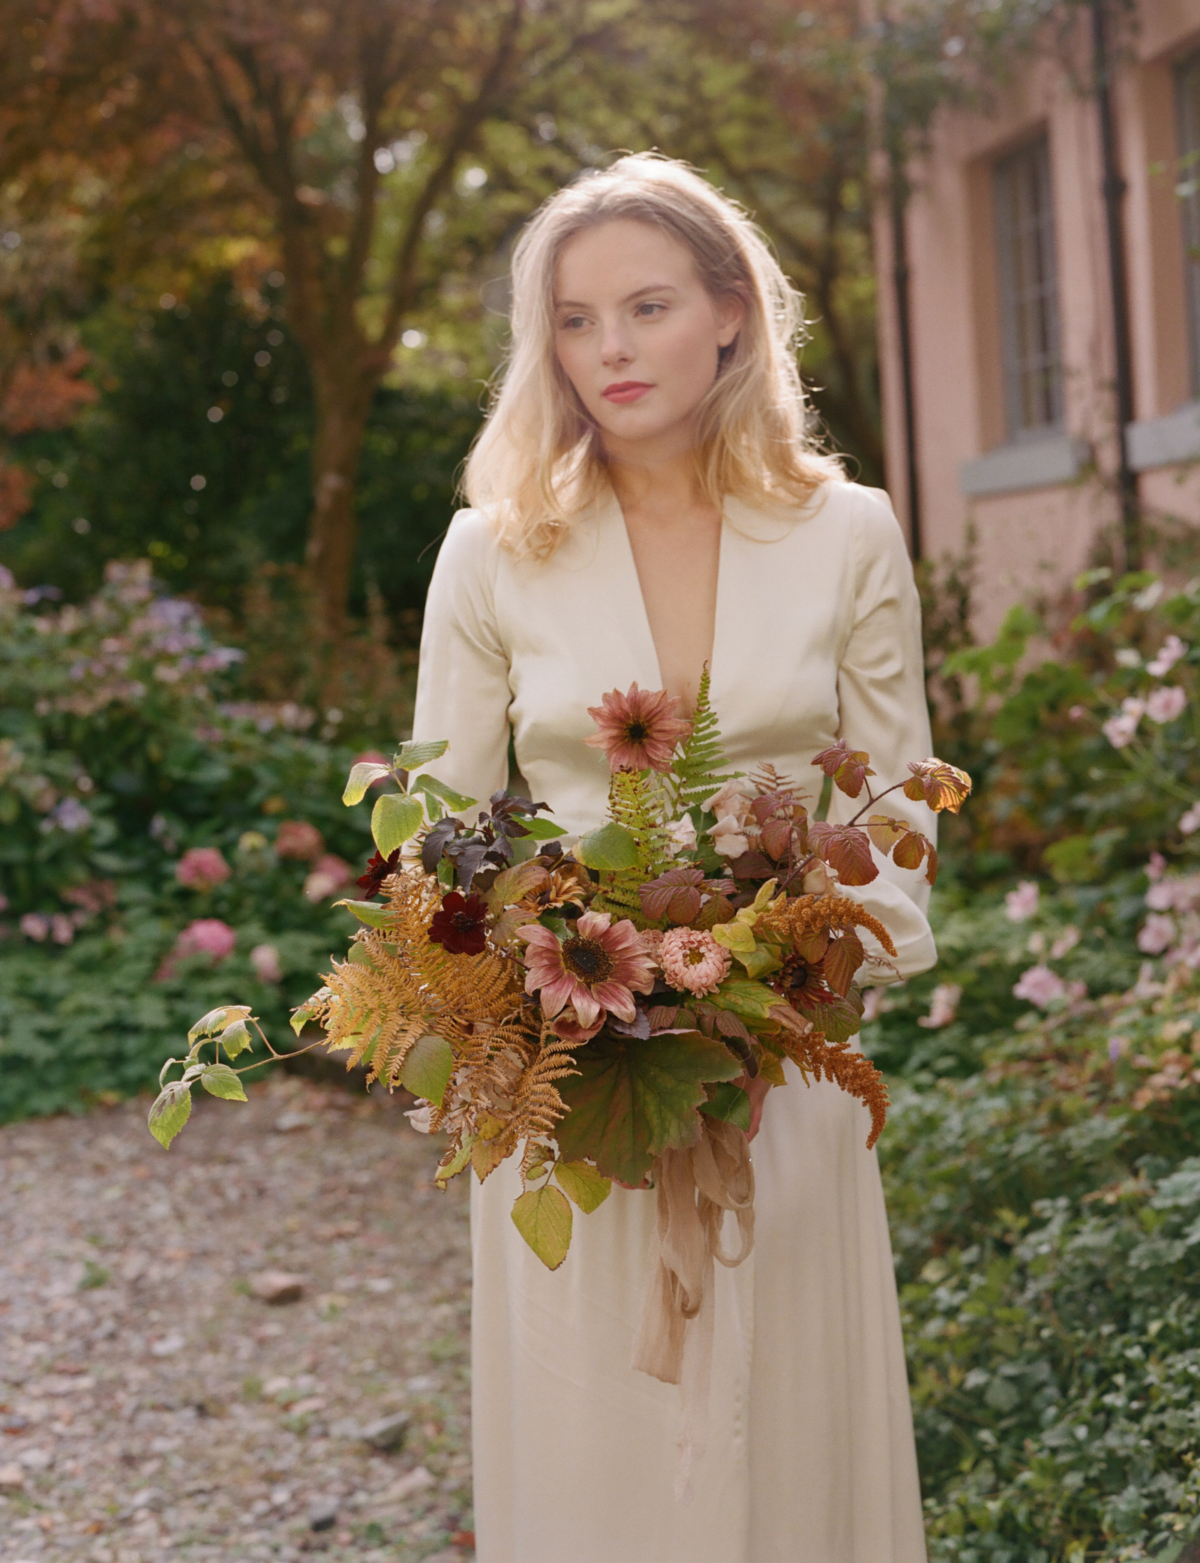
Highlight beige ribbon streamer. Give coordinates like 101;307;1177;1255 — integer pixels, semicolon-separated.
631;1116;756;1499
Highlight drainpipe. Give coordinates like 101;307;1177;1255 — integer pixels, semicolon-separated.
1090;0;1140;568
889;144;923;561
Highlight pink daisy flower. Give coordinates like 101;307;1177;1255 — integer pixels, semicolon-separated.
585;683;692;773
659;928;731;997
520;910;655;1033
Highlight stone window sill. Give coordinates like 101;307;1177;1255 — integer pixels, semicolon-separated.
959;433;1089;498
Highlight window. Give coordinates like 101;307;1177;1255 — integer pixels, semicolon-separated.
1175;51;1200;395
993;136;1064;438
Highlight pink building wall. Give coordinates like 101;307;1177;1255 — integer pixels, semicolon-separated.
877;0;1200;636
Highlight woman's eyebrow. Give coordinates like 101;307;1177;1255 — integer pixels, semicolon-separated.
553;284;680;311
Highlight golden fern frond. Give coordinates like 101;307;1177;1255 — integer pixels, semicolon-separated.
507;1027;579;1144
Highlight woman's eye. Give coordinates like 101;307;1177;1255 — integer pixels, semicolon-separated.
635;301;665;318
559;315;588;331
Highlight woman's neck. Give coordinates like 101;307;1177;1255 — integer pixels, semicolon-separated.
606;447;705;522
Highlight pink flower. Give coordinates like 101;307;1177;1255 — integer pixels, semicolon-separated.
1102;699;1144;749
20;913;50;942
304;854;355;901
704;777;755;824
1180;803;1200;836
1147;635;1188;677
659;928;731;997
250;943;283;983
666;815;698;853
1146;685;1187;724
709;814;750;858
175;847;231;890
175;919;237;962
1004;880;1039;922
1012;964;1067;1009
274;820;325;861
519;910;655;1034
918;982;962;1029
585;684;692;773
1138;913;1177;955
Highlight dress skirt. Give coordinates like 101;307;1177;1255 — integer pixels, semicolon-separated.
469;1059;928;1563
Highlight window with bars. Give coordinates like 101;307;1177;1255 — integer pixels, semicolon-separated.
1175;51;1200;396
993;136;1064;439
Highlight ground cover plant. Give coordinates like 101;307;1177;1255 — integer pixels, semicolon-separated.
869;567;1200;1560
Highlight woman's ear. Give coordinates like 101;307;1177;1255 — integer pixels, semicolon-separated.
716;291;746;349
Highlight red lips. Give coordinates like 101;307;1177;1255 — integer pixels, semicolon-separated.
602;381;653;403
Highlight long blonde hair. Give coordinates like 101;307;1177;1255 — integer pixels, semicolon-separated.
463;152;840;557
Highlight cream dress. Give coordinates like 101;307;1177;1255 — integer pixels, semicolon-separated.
411;479;935;1563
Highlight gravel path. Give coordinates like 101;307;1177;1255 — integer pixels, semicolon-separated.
0;1075;474;1563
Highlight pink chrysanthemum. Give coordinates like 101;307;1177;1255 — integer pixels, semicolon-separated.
659;927;731;997
585;683;692;773
520;910;655;1032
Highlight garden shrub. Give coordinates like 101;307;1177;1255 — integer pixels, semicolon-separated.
0;560;385;1122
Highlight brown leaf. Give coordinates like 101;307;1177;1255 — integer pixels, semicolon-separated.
808;822;878;885
893;831;928;872
811;740;875;798
822;931;865;997
902;759;973;813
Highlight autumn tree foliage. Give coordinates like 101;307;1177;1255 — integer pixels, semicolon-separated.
3;0;620;641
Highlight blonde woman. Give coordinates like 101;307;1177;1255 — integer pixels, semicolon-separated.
413;153;936;1563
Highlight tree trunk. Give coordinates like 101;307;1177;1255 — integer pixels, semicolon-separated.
304;368;376;647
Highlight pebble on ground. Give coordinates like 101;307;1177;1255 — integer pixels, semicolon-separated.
0;1074;474;1563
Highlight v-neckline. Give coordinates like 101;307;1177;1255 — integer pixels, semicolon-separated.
601;490;728;715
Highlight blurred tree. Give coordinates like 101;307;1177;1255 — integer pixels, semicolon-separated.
2;0;623;646
1;277;481;618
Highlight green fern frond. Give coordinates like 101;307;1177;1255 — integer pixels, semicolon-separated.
591;768;673;923
673;666;739;813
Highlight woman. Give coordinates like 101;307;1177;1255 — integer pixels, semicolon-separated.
412;153;935;1563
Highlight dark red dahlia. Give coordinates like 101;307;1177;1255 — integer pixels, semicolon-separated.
357;848;402;898
428;891;489;955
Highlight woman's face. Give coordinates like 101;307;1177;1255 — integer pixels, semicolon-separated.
553;219;743;460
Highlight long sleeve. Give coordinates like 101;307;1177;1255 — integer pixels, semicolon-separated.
411;509;512;810
829;488;938;980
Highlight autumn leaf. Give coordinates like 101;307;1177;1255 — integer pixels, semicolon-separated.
822;931;865;997
807;822;878;885
811;740;875;798
555;1032;740;1187
554;1160;612;1214
902;759;973;813
511;1184;573;1269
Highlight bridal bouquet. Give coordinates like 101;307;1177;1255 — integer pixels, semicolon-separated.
150;672;969;1280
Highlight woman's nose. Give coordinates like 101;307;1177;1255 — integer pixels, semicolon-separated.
600;319;633;367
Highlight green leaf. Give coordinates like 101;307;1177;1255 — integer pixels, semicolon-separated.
342;761;392;806
436;1136;475;1189
554;1160;612;1214
394;738;450;771
334;899;398;929
372;793;425;855
522;816;568;840
738;944;784;980
291;987;330;1035
199;1063;248;1102
400;1034;454;1106
511;1184;574;1270
708;978;787;1025
577;821;641;871
218;1018;252;1059
555;1032;741;1187
148;1081;193;1149
187;1004;252;1047
410;774;476;813
699;1082;751;1131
